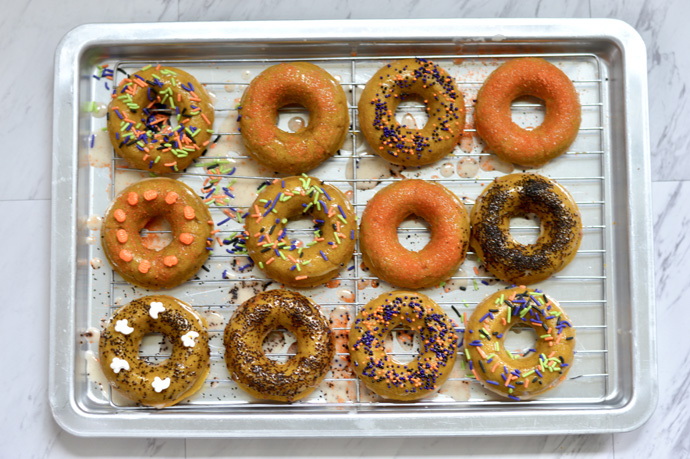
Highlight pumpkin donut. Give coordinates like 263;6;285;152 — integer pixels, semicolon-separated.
107;65;215;174
358;58;465;166
474;58;581;167
244;176;357;288
470;173;583;285
348;291;458;401
99;295;211;408
464;287;575;400
359;179;470;289
223;290;336;402
101;178;214;289
238;62;349;174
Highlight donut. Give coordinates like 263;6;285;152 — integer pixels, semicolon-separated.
223;289;335;402
474;58;581;167
359;179;470;289
348;291;458;401
107;65;215;174
358;58;465;166
99;295;210;408
464;287;575;400
238;62;349;174
101;178;214;289
470;173;582;285
244;176;356;288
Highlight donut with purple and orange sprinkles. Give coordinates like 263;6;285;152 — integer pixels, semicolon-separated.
348;291;458;401
358;58;465;166
107;65;215;174
464;287;575;400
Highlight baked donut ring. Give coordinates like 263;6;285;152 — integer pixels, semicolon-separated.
470;173;582;285
474;58;581;167
107;65;215;174
244;176;356;288
464;287;575;400
359;179;470;289
101;178;214;289
358;58;465;166
238;62;349;174
223;290;336;402
349;291;458;401
99;295;211;408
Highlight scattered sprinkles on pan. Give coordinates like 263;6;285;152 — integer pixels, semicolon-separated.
464;287;576;401
106;64;215;174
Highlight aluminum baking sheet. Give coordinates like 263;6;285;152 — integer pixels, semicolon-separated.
50;19;656;437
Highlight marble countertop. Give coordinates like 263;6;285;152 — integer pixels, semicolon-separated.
2;0;687;457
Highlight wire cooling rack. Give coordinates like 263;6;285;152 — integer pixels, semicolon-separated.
84;52;611;411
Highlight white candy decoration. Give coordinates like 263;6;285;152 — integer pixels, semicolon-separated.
114;319;134;335
149;301;165;319
110;357;130;374
181;331;200;348
152;376;171;393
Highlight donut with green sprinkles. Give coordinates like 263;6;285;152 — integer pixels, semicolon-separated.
244;175;357;288
106;65;215;174
348;291;458;401
357;58;465;166
464;286;576;400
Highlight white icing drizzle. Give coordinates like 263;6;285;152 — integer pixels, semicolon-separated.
110;357;130;374
149;301;165;319
114;319;134;335
181;331;199;348
152;376;171;393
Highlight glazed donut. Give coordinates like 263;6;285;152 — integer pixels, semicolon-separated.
107;65;215;174
359;179;470;289
101;178;214;289
238;62;349;174
470;173;582;285
358;58;465;166
99;295;211;408
244;176;356;288
223;290;335;402
474;58;581;167
464;287;575;400
349;291;458;401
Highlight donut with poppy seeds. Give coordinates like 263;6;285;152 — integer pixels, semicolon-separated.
358;58;465;166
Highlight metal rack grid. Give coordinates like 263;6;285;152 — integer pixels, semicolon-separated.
87;51;610;411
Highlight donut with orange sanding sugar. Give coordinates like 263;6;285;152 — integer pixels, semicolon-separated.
464;286;575;400
474;58;581;167
348;291;458;401
101;178;214;289
358;58;465;166
99;295;211;408
107;65;215;174
359;179;470;289
238;62;349;174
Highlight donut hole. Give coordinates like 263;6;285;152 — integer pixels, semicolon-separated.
139;216;173;251
283;214;319;247
149;102;179;132
138;332;172;363
511;95;546;131
397;214;431;252
385;326;422;364
503;324;538;358
394;94;429;129
276;103;310;132
509;213;541;246
262;329;298;363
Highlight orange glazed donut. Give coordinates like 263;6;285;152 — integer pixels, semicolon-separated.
359;179;470;289
358;58;465;166
474;58;581;167
101;178;214;289
238;62;349;174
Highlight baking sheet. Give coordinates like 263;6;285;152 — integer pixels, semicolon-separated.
50;19;656;436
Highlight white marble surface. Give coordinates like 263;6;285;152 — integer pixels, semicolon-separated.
1;0;687;457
